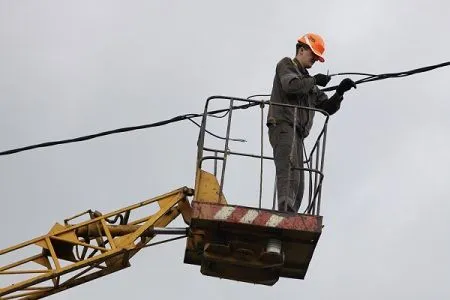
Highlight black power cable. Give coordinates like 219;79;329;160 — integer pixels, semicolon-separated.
1;61;449;157
0;114;193;156
323;61;450;92
0;101;260;156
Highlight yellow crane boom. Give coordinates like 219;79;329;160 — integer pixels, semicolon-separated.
0;187;193;300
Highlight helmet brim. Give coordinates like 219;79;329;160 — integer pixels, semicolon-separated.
310;47;325;62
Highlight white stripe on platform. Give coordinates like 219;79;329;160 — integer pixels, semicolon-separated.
214;206;235;220
266;215;284;227
239;210;259;224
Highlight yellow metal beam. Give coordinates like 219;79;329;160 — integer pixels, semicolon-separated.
194;169;227;204
0;187;193;300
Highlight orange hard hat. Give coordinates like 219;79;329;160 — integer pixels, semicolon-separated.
298;33;326;62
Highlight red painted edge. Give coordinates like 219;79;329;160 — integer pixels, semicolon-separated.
191;201;322;232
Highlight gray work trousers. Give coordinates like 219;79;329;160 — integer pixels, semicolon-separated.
268;122;304;213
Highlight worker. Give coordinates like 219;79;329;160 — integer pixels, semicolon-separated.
267;33;356;213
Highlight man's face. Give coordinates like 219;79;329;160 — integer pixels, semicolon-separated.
297;47;320;69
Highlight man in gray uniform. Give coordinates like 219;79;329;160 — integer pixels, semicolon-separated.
267;33;356;212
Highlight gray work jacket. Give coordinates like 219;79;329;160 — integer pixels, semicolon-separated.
267;57;343;137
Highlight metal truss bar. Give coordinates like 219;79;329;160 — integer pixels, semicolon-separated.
0;187;193;299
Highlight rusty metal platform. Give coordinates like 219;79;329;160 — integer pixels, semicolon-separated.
184;201;322;285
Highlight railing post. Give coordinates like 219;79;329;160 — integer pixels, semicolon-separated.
259;102;265;209
218;99;235;201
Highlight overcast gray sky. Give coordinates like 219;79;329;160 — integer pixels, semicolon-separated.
1;1;450;299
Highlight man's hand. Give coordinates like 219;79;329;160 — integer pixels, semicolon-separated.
336;78;357;95
313;73;331;87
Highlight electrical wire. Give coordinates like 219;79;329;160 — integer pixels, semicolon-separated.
187;118;246;142
0;101;258;156
1;61;449;157
329;72;377;77
322;61;450;92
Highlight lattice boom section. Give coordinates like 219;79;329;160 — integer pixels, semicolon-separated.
0;187;192;300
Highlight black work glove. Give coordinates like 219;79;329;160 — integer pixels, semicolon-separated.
336;78;357;95
313;73;331;87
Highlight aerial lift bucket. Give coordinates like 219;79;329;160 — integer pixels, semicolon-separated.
184;195;322;285
184;96;327;285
